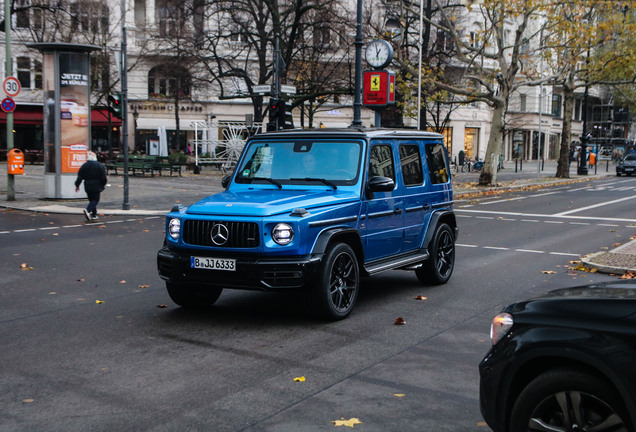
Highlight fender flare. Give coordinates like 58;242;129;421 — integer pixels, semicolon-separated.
312;227;363;258
422;210;458;249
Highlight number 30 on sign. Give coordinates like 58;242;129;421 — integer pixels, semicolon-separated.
3;76;21;97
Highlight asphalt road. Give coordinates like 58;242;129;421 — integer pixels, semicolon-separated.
1;176;635;432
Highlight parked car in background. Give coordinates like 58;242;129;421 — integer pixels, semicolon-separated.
158;129;457;320
479;281;636;432
616;153;636;176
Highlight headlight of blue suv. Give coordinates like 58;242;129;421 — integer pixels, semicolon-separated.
272;223;294;245
168;218;181;240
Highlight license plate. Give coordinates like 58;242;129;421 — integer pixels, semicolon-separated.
625;168;634;171
191;256;236;271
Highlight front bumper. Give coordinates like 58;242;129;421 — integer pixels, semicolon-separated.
157;246;322;291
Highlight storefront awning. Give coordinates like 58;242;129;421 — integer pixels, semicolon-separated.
0;106;120;127
136;117;200;131
0;106;43;125
92;109;121;127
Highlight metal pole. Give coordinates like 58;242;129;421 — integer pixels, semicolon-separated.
416;0;424;130
351;0;363;127
121;0;130;210
537;29;543;175
5;0;15;201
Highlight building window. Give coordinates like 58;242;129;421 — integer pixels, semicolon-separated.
15;0;43;29
16;57;42;90
552;94;562;117
70;1;109;34
156;0;184;37
436;29;454;52
520;94;527;112
148;65;191;99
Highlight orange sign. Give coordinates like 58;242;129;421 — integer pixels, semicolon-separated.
61;144;88;173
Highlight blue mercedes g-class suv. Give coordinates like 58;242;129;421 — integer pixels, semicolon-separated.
157;129;457;320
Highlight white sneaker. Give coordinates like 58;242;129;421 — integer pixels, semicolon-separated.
83;209;91;221
91;215;99;220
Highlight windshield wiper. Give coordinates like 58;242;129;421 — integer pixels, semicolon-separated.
246;177;282;189
290;177;337;190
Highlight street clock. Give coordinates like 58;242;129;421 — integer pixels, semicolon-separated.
365;39;393;69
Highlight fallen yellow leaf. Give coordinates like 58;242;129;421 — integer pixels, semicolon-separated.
95;300;104;304
393;393;405;397
332;418;362;428
293;376;306;382
541;270;557;274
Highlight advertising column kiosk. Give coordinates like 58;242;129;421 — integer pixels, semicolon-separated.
28;43;100;199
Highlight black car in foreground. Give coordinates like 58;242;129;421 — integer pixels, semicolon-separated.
479;281;636;432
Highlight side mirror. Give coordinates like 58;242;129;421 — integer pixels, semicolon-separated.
367;176;395;193
221;175;231;189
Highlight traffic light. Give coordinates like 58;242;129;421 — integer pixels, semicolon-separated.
267;98;284;131
108;93;122;119
283;100;294;129
267;98;294;131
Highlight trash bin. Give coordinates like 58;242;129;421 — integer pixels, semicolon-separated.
7;148;25;175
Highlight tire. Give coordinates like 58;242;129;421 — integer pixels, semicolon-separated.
416;223;455;285
166;282;222;309
510;368;630;432
311;243;359;320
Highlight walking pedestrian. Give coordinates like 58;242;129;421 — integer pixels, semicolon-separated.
75;151;107;221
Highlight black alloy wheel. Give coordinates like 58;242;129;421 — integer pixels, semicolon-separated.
510;368;629;432
313;243;359;320
416;223;455;285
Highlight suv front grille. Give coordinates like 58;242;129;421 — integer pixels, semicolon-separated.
183;220;260;248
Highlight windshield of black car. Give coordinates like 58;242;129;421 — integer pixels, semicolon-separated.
625;154;636;162
235;140;362;186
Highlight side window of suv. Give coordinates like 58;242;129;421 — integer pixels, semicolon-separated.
399;144;423;186
369;145;395;180
425;143;449;184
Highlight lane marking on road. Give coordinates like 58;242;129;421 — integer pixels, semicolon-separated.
456;208;636;224
555;195;636;216
457;244;580;257
1;217;158;235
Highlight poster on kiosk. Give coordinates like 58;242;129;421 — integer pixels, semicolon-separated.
32;43;99;199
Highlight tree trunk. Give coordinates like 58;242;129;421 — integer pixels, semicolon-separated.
479;99;505;186
556;82;575;178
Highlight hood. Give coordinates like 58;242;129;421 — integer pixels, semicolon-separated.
185;189;360;217
508;281;636;321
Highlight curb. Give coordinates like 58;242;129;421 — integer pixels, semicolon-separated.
581;251;636;275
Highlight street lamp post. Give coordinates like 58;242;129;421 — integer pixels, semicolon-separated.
351;0;363;127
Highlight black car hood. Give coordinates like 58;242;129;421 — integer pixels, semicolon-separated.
507;281;636;321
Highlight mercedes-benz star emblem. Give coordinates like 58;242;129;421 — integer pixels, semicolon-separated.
210;223;229;245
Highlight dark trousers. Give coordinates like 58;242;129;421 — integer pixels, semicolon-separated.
86;190;101;217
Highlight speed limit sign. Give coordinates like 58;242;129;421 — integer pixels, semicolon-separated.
3;77;21;97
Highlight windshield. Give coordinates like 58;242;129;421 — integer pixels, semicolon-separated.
235;140;362;186
625;154;636;161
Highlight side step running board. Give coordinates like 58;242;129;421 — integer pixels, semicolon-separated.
364;251;430;275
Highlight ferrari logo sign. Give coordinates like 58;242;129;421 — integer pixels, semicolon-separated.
370;75;381;92
363;70;396;109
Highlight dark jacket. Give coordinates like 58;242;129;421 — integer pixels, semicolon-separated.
75;160;107;194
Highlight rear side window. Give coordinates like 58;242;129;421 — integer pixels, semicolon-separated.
399;144;423;186
369;145;395;181
425;143;449;184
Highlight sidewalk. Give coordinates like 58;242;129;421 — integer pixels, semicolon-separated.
1;160;634;274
